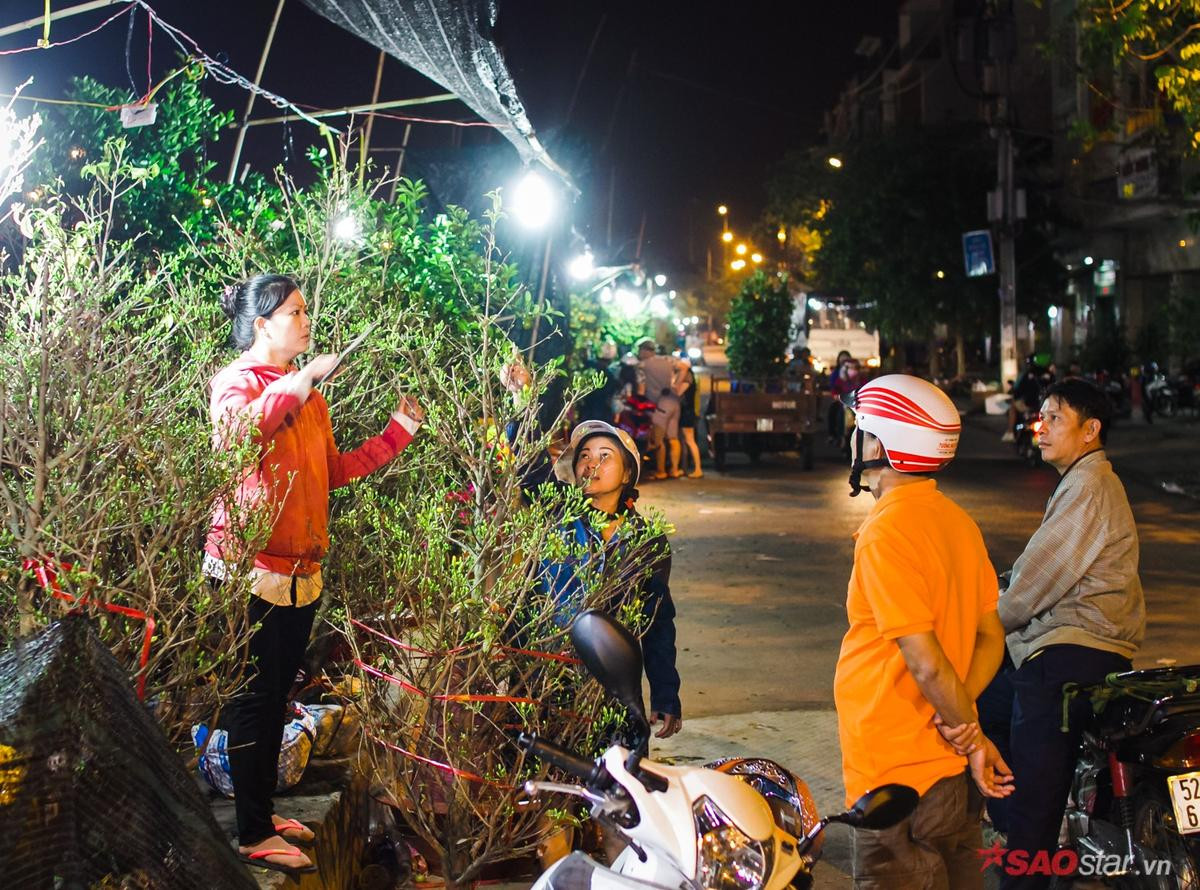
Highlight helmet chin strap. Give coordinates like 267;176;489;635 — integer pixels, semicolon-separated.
848;426;888;497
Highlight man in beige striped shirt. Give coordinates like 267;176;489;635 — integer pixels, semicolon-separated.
979;378;1145;890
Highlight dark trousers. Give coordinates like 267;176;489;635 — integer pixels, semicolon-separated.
851;770;983;890
226;592;318;845
978;644;1131;890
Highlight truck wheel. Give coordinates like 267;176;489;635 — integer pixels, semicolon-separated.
800;435;815;470
713;434;727;471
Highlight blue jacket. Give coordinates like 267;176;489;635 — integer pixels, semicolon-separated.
541;512;682;718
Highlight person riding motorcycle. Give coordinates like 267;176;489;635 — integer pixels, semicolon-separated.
979;377;1145;890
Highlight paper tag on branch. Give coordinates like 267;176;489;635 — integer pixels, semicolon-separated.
119;103;158;129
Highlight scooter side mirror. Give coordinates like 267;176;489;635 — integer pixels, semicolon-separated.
570;610;648;728
830;784;919;831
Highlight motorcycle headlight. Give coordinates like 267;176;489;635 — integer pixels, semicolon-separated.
693;796;774;890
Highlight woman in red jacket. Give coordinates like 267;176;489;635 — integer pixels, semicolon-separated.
205;274;422;875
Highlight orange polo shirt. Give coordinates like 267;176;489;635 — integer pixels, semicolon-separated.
833;479;998;807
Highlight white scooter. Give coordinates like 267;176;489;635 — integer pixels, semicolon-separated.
518;610;918;890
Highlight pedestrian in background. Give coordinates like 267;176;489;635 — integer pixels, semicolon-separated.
675;360;703;478
831;358;864;454
826;350;853;444
635;337;688;480
578;340;620;423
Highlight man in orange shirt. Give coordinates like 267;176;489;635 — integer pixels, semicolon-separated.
834;375;1013;889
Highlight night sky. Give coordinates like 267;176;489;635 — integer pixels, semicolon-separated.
1;0;901;273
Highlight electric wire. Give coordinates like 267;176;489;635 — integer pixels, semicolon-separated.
0;1;333;132
0;2;134;56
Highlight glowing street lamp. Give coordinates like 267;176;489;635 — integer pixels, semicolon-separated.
730;258;746;271
717;204;728;216
777;227;786;243
654;273;667;287
735;243;747;256
827;156;843;169
332;208;363;244
510;169;555;229
568;250;595;280
751;252;763;264
721;231;733;243
614;287;642;318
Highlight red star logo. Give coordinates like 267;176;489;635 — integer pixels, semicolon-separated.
978;841;1006;871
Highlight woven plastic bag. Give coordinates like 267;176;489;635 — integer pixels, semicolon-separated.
193;702;318;797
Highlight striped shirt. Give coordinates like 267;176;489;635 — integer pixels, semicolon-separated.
998;450;1145;667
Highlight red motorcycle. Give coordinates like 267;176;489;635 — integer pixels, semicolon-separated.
615;394;656;457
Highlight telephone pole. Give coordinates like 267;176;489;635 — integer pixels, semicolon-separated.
985;1;1020;386
995;116;1018;387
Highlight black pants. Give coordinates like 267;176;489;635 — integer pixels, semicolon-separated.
978;644;1131;890
226;592;318;845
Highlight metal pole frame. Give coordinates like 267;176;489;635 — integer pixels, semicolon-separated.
227;0;287;184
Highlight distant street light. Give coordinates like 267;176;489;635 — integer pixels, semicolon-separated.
614;288;642;318
730;258;746;270
717;204;728;216
721;231;734;243
751;252;763;264
511;169;555;229
735;243;747;256
935;269;945;279
568;250;595;280
777;227;786;243
1083;256;1094;266
1048;305;1059;320
827;156;843;169
654;273;667;287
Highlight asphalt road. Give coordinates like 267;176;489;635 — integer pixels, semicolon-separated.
641;414;1200;721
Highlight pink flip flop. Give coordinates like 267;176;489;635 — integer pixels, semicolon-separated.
239;843;317;876
273;817;315;847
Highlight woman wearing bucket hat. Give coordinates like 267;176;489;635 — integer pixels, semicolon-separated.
543;420;683;738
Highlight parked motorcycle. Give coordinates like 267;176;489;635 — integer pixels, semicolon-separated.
615;394;657;457
1013;410;1043;468
1065;663;1200;886
1145;373;1179;419
518;610;918;890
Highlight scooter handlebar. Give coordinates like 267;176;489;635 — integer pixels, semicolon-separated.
517;733;611;789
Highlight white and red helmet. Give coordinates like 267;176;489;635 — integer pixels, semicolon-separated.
846;375;961;473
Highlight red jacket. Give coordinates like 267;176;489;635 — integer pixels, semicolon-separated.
205;354;413;575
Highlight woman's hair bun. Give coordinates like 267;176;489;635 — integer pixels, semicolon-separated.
219;283;241;320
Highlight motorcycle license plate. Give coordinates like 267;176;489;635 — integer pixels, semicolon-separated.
756;418;774;432
1168;771;1200;835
